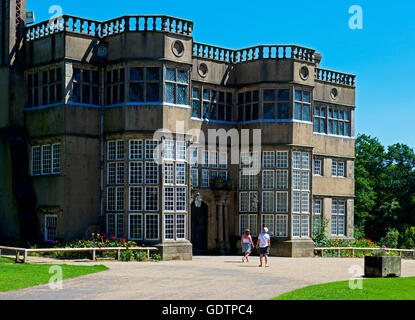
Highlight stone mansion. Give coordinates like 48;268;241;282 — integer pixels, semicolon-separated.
0;0;356;259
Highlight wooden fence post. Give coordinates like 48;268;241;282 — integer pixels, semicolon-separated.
91;249;96;261
23;250;27;263
116;249;121;260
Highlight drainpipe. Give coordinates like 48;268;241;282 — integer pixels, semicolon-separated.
97;39;107;234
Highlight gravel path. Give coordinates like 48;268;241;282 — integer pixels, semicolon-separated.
2;256;415;300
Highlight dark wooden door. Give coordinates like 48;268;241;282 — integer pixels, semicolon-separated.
191;202;208;254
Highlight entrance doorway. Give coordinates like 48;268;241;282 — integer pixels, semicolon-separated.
191;201;208;254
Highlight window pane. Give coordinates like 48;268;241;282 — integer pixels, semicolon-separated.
129;83;144;102
130;67;143;81
294;103;302;120
277;89;290;101
263;90;275;102
177;70;188;84
165;83;175;103
302;104;311;121
277;103;289;119
263;103;275;119
146;67;160;81
177;85;188;105
166;68;176;81
303;91;310;103
294;90;302;101
146;83;160;102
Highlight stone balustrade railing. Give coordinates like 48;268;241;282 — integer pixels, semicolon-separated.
315;68;356;86
193;43;316;64
25;15;193;41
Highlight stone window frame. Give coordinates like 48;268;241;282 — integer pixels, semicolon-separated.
44;214;58;241
262;87;291;120
332;160;346;178
128;213;143;240
314;158;323;176
129;186;143;212
164;66;189;105
237;89;259;122
331;199;346;236
31;142;61;176
292;151;311;214
128;64;161;104
72;65;100;105
163;213;187;241
106;213;124;239
197;86;233;121
312;198;323;234
313;103;352;137
239;214;258;236
144;213;159;240
294;89;312;122
26;65;63;108
292;214;310;238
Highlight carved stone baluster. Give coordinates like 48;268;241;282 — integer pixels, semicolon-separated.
143;17;147;31
188;22;193;35
169;18;174;32
176;20;180;33
162;17;167;31
197;44;201;57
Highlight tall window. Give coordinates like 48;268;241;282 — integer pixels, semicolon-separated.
292;215;309;238
314;106;327;133
239;214;257;236
106;67;125;105
145;187;159;211
165;68;189;105
192;87;200;117
238;90;259;122
313;199;322;234
129;187;143;211
164;214;186;240
263;89;290;119
261;214;275;236
73;67;100;105
128;214;143;240
107;187;124;211
107;213;124;239
129;66;161;103
145;214;159;240
201;88;232;121
292;151;310;213
331;200;345;236
294;90;311;121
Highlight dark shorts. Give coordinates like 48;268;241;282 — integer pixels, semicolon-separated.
259;246;269;255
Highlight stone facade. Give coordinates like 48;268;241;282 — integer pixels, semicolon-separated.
0;0;356;259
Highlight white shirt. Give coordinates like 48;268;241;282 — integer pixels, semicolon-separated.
258;232;270;248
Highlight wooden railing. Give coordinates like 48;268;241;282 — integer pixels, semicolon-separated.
25;14;193;41
315;247;415;257
0;245;158;263
193;43;316;64
315;68;356;86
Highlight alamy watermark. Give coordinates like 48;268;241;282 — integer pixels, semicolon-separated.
349;5;363;30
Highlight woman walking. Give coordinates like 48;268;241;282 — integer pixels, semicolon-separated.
241;229;254;263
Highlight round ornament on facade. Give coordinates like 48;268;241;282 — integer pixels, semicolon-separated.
198;63;208;78
330;88;338;100
299;66;309;80
172;40;185;57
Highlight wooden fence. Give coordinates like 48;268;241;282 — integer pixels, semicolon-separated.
314;247;415;257
0;246;158;263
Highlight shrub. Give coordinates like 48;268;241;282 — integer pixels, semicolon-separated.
399;226;415;249
379;228;399;249
151;253;162;261
120;250;134;262
134;251;148;262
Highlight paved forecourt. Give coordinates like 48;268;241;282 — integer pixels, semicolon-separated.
2;256;415;300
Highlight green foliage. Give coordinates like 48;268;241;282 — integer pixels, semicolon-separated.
399;225;415;249
151;253;162;261
120;249;134;262
312;217;329;245
134;251;148;262
355;134;415;248
379;228;399;249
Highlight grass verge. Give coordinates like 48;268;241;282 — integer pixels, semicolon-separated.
0;262;108;292
273;277;415;300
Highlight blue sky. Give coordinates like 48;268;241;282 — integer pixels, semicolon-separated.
28;0;415;148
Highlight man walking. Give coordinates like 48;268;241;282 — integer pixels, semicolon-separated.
256;227;271;267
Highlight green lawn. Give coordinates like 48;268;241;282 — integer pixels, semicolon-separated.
273;277;415;300
0;259;108;292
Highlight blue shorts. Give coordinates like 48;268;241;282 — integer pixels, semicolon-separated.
259;246;269;255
